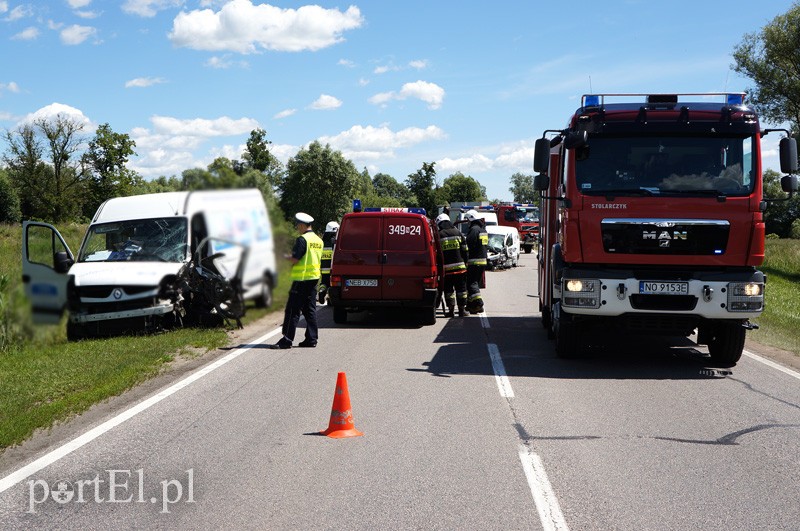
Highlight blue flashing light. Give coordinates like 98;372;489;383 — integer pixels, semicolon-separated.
726;93;744;105
714;249;723;255
353;199;362;212
584;94;601;107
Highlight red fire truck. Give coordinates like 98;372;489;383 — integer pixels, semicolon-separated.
495;203;539;254
533;93;798;365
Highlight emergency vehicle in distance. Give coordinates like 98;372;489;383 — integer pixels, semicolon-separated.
533;93;798;366
446;202;539;254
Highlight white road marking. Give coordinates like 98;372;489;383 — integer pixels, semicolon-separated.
519;446;570;531
478;312;490;328
487;343;514;398
0;327;283;494
743;350;800;380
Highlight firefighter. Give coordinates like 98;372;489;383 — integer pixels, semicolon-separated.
271;212;323;349
436;213;468;317
318;221;339;303
464;209;488;314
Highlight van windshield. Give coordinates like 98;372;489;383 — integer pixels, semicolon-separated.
79;218;188;263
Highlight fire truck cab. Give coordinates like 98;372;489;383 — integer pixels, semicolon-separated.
533;93;798;366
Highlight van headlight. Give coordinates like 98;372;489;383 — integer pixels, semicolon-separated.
727;281;764;312
562;278;600;309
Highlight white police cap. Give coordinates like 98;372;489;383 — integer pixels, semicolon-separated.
295;212;314;224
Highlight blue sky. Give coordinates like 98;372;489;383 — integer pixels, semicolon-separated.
0;0;795;201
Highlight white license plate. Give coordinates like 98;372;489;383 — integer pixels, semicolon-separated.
639;281;689;295
346;279;378;287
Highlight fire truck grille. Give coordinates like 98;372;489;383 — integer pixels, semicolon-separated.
601;220;729;255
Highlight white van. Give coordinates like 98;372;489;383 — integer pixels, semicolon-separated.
486;225;520;269
22;189;276;339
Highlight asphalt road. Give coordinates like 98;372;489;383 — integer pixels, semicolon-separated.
1;252;798;530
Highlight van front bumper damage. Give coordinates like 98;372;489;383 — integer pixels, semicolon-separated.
70;301;176;323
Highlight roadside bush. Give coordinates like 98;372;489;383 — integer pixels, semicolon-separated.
0;274;35;353
791;219;800;239
0;171;21;224
766;233;781;240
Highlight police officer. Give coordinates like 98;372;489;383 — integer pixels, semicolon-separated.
272;212;324;349
318;221;339;304
436;213;468;317
464;209;488;314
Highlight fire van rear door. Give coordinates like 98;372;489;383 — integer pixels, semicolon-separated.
381;216;430;300
335;215;384;300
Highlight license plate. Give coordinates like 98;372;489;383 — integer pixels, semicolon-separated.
639;281;689;295
346;278;378;287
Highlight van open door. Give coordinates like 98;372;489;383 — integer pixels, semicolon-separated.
22;221;75;324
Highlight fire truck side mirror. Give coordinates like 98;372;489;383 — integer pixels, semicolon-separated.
779;137;798;174
533;137;551;173
781;175;798;194
533;173;550;191
564;130;588;150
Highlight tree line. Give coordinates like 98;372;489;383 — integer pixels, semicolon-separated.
0;121;540;233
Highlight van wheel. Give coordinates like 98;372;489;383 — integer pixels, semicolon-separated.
66;322;85;342
256;278;273;308
333;305;347;324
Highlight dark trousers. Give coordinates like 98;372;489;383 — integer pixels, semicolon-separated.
466;265;485;310
443;272;467;309
282;279;318;343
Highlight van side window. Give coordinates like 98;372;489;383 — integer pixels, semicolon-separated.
339;218;381;250
384;218;425;251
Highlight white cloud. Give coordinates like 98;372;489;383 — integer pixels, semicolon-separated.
12;27;39;40
0;1;8;14
6;5;32;21
168;1;364;54
338;59;355;68
0;81;20;94
75;10;100;19
374;65;395;75
124;77;166;88
204;55;248;69
409;60;428;70
122;0;183;18
151;115;259;137
20;103;93;129
436;154;495;173
68;0;92;7
369;80;445;110
273;108;296;119
318;124;446;160
358;78;369;87
47;20;63;30
60;24;97;45
309;94;342;110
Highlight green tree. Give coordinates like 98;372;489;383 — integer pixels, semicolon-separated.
280;141;360;230
241;128;284;190
0;168;21;223
2;124;46;220
439;171;486;204
509;172;538;204
373;172;412;204
81;123;138;218
36;115;88;222
133;175;182;194
732;3;800;136
405;162;439;216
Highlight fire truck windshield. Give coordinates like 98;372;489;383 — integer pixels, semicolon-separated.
575;135;755;197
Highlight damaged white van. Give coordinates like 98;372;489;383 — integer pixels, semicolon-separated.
22;189;276;340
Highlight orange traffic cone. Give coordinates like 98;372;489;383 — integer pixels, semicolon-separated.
320;372;363;438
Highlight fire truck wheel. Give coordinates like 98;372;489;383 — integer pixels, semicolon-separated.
707;321;745;367
420;304;436;325
554;303;582;357
333;305;348;324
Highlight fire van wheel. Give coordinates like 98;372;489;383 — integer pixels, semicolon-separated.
333;305;348;324
420;304;436;326
707;321;746;367
524;246;532;254
553;303;581;358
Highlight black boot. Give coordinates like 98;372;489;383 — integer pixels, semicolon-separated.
457;304;467;317
445;305;455;318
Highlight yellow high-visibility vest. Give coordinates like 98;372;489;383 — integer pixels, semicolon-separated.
291;231;323;281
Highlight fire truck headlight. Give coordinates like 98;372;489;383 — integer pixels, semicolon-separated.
563;278;600;308
727;282;764;312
